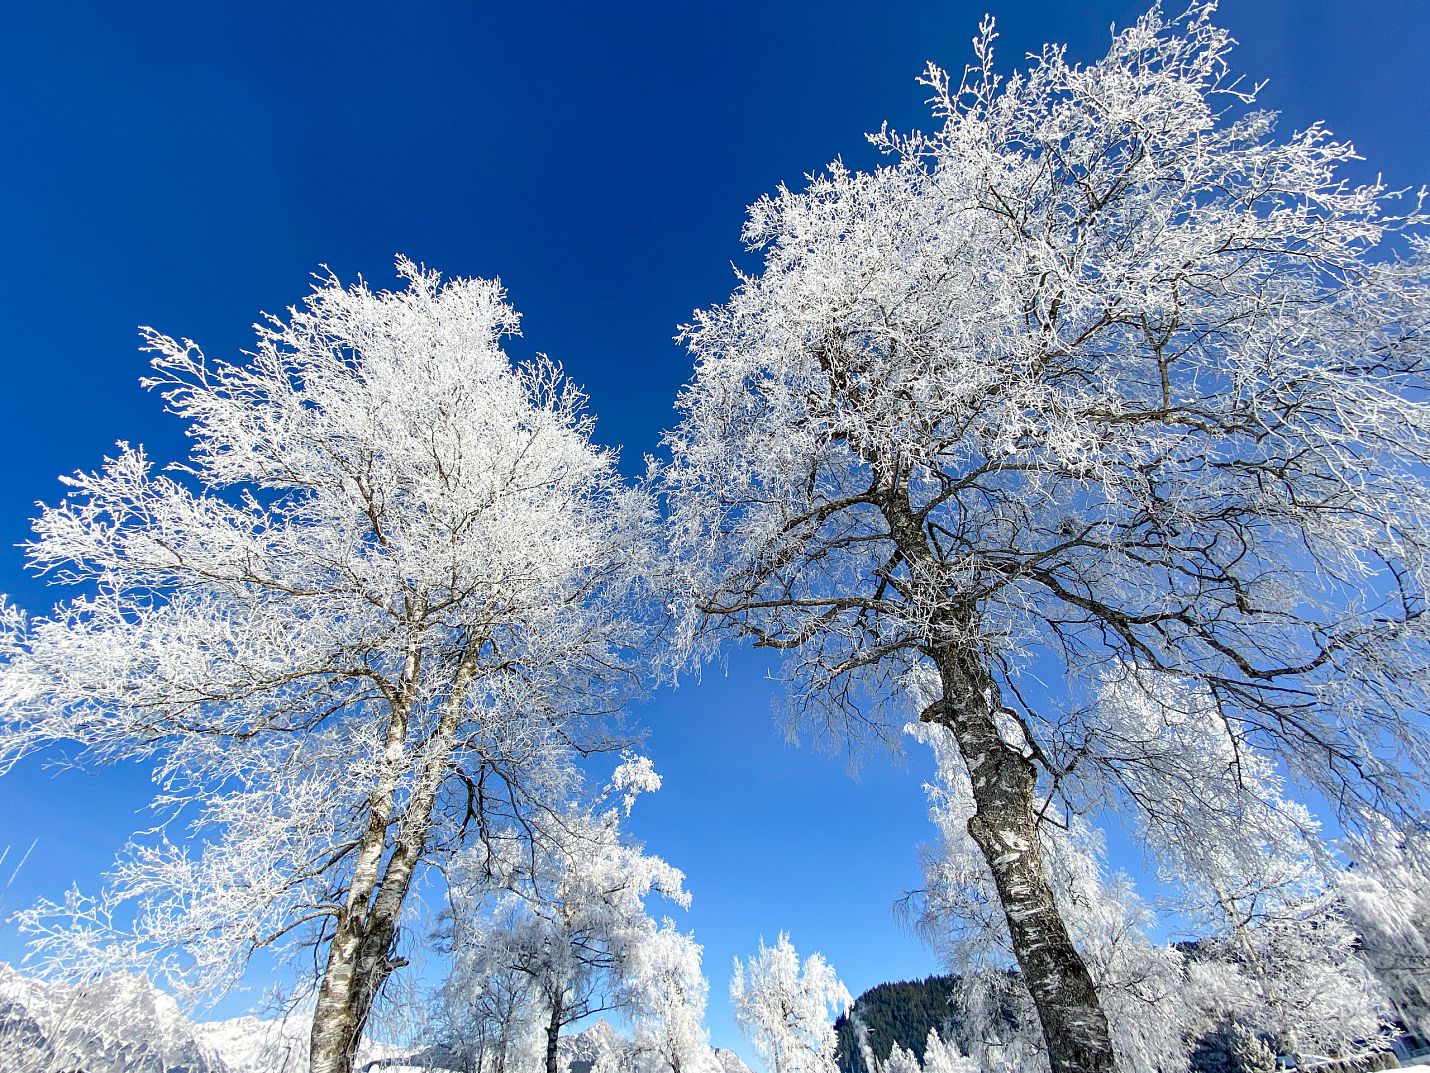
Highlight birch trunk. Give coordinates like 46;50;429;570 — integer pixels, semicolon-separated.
878;487;1116;1073
927;647;1116;1073
309;645;480;1073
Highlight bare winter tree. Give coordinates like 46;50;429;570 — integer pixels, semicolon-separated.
661;6;1430;1071
0;259;655;1073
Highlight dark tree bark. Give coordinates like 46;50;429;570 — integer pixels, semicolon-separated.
881;487;1116;1073
544;991;566;1073
927;653;1115;1073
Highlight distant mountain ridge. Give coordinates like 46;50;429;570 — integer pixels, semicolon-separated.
0;963;233;1073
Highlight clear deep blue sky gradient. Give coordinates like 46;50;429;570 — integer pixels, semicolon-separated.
1;0;1428;1058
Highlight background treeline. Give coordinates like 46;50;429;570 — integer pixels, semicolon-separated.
834;967;1417;1073
833;975;963;1073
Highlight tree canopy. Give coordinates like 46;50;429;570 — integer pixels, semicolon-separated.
0;259;657;1073
662;5;1430;1069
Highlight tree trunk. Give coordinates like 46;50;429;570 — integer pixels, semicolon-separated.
310;645;479;1073
309;844;412;1073
309;912;395;1073
928;644;1116;1073
876;486;1116;1073
544;991;565;1073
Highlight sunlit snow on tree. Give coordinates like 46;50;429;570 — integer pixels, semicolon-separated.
663;4;1430;1070
0;258;658;1073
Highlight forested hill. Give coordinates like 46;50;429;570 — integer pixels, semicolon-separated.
833;974;961;1073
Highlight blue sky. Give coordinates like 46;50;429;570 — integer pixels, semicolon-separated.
1;0;1428;1060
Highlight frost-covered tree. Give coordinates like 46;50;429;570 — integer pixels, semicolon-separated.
1193;891;1386;1065
916;1030;978;1073
917;668;1390;1072
1336;822;1430;1042
866;1028;976;1073
1188;1020;1276;1073
624;924;722;1073
442;757;693;1073
1178;816;1387;1064
1091;672;1388;1063
0;259;655;1073
578;925;722;1073
432;900;544;1073
729;933;852;1073
662;6;1430;1070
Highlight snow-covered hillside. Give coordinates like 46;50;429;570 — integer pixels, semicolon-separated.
0;963;229;1072
0;966;420;1073
714;1049;756;1073
191;1013;311;1073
